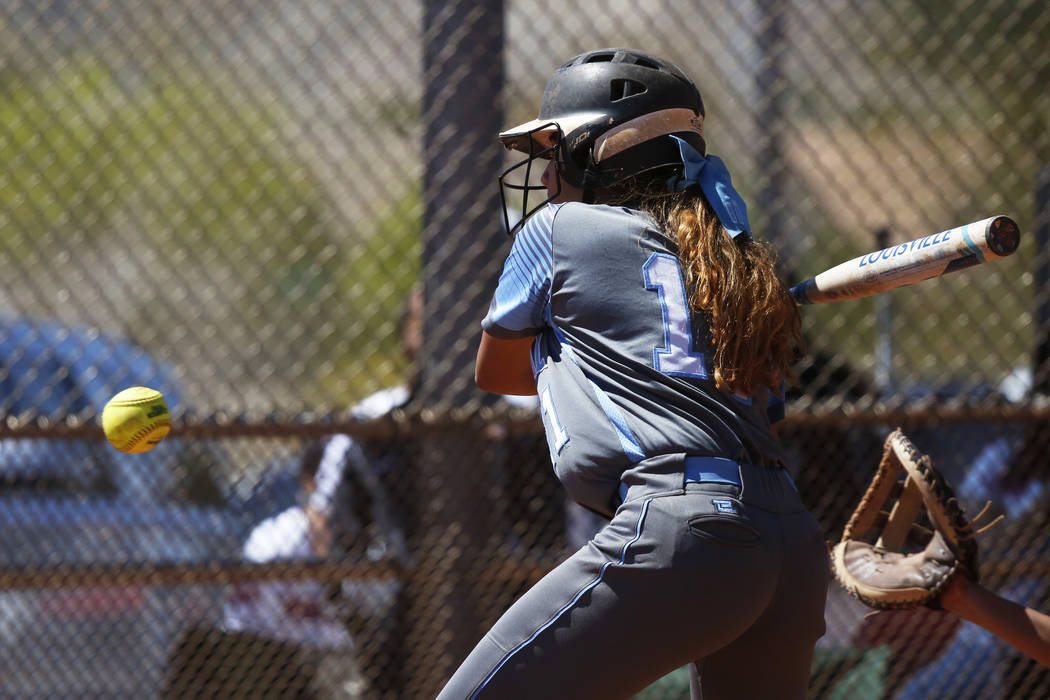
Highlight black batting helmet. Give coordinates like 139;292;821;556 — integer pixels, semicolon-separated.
501;48;705;190
498;48;705;234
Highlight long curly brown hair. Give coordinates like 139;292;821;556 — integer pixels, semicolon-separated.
630;186;804;395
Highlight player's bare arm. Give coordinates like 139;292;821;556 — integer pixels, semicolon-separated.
942;576;1050;669
475;332;537;396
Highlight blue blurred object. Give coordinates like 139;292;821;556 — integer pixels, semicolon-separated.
0;315;183;423
0;316;186;501
0;317;250;697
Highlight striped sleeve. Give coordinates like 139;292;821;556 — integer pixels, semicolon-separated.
481;204;557;338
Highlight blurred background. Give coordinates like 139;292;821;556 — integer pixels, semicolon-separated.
0;0;1047;698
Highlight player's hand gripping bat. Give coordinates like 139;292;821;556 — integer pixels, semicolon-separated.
790;215;1020;305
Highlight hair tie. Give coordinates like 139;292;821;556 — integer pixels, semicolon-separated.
667;136;752;240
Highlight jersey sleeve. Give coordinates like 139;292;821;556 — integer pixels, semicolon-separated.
481;204;557;339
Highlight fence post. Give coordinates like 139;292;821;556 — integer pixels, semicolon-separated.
874;227;893;395
1035;165;1050;395
755;0;786;253
409;0;506;696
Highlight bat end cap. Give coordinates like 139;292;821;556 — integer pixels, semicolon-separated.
988;216;1021;256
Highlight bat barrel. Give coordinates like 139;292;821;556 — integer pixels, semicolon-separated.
790;214;1021;306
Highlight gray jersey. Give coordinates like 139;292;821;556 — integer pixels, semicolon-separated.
483;202;786;516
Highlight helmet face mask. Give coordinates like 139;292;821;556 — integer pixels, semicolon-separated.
498;122;563;237
498;48;706;235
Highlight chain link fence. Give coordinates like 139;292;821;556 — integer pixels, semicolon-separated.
0;0;1048;697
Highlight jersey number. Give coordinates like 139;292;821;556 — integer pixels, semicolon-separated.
642;253;708;379
539;385;569;464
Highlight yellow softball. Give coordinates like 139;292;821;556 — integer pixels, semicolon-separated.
101;386;172;454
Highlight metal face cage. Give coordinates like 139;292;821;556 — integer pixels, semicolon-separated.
498;122;563;237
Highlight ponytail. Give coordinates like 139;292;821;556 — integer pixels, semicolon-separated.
645;190;803;395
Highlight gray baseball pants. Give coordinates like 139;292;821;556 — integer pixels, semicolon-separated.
436;459;829;700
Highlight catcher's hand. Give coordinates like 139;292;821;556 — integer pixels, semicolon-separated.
831;428;1002;611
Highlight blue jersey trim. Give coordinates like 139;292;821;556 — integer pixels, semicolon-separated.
468;498;654;699
588;379;648;463
530;337;546;376
482;205;556;337
731;393;754;406
556;330;647;464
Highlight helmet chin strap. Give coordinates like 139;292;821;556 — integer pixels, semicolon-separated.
578;157;603;204
549;153;598;204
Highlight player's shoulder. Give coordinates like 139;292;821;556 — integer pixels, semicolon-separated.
553;201;654;229
244;506;310;561
548;202;658;253
520;201;650;235
351;385;411;420
515;202;561;242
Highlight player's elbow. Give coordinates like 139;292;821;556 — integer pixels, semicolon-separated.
474;365;497;393
475;332;538;396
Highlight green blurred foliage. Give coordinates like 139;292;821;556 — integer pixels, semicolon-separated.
0;53;421;406
327;183;422;396
0;55;315;249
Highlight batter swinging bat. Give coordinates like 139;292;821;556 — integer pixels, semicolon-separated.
790;215;1020;305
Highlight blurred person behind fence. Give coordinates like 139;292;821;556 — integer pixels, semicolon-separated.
165;441;365;699
164;292;422;699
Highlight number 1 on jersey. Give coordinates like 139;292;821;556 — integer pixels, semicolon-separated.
642;253;708;379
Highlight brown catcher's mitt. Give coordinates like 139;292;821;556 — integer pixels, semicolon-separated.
831;428;1002;610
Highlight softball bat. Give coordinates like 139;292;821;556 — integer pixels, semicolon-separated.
790;215;1020;305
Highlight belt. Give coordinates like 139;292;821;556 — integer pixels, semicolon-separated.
684;455;743;487
618;456;742;502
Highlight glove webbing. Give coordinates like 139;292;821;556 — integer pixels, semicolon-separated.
843;428;1002;580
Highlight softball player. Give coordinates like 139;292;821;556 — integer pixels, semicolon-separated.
438;49;829;699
